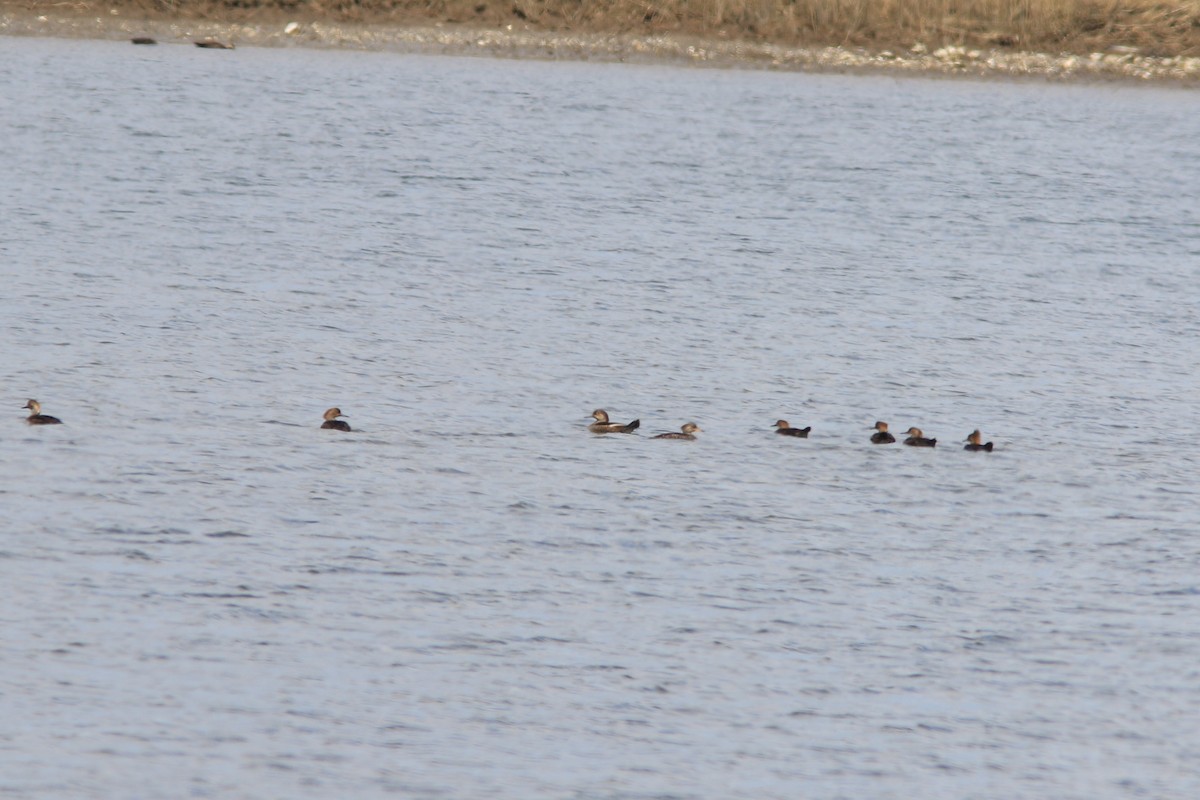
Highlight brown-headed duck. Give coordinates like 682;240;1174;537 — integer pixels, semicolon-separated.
589;409;640;434
321;407;351;432
23;399;62;425
774;420;811;438
902;427;937;447
964;430;994;452
870;421;895;444
653;422;701;440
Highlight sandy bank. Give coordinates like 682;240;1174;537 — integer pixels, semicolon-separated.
3;8;1198;84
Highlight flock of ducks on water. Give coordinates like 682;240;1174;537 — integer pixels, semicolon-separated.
21;400;995;451
588;409;994;450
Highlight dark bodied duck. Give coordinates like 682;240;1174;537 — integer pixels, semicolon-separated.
321;407;351;431
870;421;895;444
964;430;994;452
774;420;811;438
653;422;701;440
589;409;640;434
23;399;62;425
902;427;937;447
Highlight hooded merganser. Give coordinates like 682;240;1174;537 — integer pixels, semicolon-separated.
902;427;937;447
653;422;700;440
589;409;640;434
23;399;62;425
964;430;994;452
774;420;811;438
870;421;895;444
320;407;351;431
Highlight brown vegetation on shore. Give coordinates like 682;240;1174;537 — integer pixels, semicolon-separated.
10;0;1200;57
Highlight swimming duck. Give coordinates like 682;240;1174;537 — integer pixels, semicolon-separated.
589;409;640;434
964;430;994;452
194;39;234;49
320;407;351;431
774;420;810;438
870;421;895;444
653;422;700;440
23;399;62;425
902;427;937;447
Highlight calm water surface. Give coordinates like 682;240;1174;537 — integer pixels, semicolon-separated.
2;36;1199;799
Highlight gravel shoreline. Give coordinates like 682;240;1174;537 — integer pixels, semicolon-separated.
4;9;1199;85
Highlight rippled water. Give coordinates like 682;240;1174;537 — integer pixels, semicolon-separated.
3;36;1200;799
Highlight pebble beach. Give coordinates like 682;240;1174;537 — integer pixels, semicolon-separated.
4;7;1199;84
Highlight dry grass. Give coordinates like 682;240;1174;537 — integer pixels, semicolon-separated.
17;0;1200;56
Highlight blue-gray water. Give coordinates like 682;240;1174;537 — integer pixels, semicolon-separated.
2;36;1199;799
